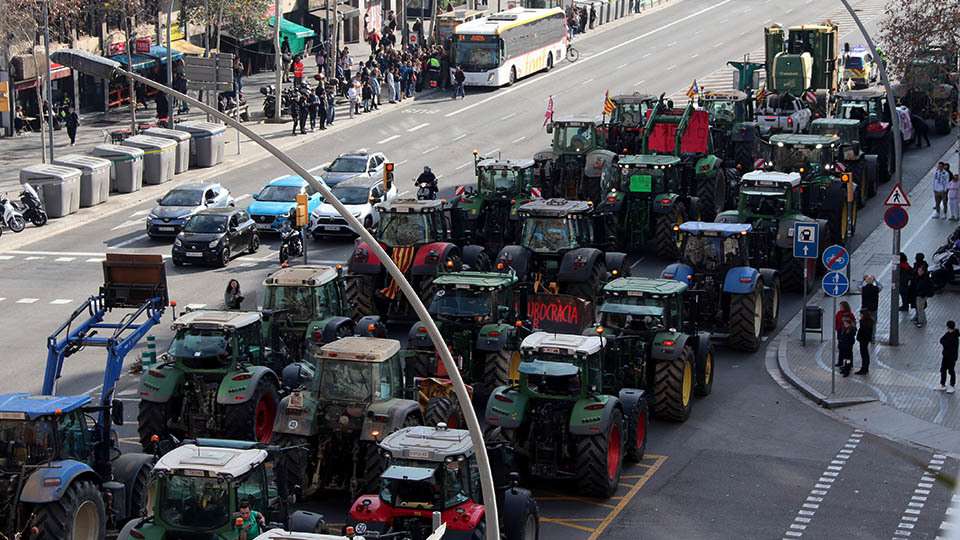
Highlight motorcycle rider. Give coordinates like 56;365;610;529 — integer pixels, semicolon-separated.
416;166;438;199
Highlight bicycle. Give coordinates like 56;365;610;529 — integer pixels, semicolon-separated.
566;44;580;62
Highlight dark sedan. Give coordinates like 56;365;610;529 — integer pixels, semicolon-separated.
172;207;260;267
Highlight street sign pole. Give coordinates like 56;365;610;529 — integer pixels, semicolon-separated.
795;222;819;346
831;295;836;394
802;262;807;346
891;229;900;345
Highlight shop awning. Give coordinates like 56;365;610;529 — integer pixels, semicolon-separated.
170;39;206;56
107;45;184;71
14;63;71;91
268;17;317;39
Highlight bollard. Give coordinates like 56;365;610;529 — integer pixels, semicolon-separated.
143;335;157;366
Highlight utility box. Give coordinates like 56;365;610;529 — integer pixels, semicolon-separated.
143;127;192;174
19;164;82;218
52;154;111;207
804;305;824;342
123;135;176;184
175;121;226;168
92;144;144;193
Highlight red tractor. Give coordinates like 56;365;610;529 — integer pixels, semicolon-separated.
345;424;539;540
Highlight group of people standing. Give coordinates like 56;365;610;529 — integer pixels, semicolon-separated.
567;4;597;37
932;162;960;221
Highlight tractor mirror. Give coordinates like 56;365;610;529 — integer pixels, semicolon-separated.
111;400;124;427
545;122;553;134
497;305;510;318
282;363;302;389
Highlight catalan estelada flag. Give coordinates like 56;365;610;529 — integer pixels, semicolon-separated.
755;83;768;103
685;80;699;99
603;90;616;115
380;245;416;300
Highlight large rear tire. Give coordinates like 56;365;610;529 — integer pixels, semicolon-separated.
275;434;316;497
574;408;624;498
344;274;379;319
696;171;725;221
424;396;462;429
654;202;685;260
224;378;280;443
729;289;763;352
353;441;385;500
653;345;695;422
694;343;715;397
483;349;521;388
779;251;806;294
624;398;648;463
734;141;754;172
763;276;781;332
564;261;605;305
137;399;175;453
32;479;105;540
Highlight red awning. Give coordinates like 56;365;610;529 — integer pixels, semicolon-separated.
14;64;72;91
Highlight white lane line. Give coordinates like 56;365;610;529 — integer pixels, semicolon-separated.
109;233;149;249
511;136;526;143
691;54;699;59
50;299;73;305
485;148;500;155
580;78;595;85
86;258;105;263
501;112;516;120
234;193;251;203
407;122;429;132
781;430;864;538
0;256;13;260
714;41;724;48
642;53;651;58
0;298;5;302
24;256;45;260
130;209;152;217
452;134;467;142
617;63;628;69
667;64;678;71
422;145;440;154
455;162;474;170
445;0;735;118
307;161;331;173
17;298;38;304
397;160;408;166
378;134;400;144
667;41;677;47
634;79;647;86
891;454;948;540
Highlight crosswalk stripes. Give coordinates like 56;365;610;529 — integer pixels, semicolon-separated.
936;493;960;540
892;454;947;538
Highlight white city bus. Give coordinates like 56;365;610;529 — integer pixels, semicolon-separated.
451;7;567;87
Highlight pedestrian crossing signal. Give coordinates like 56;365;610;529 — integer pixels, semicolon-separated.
384;162;394;190
295;193;308;227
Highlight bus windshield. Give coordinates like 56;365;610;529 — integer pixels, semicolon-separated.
453;37;499;72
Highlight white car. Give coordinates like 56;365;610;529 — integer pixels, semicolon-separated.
756;94;812;135
309;176;398;239
319;151;389;187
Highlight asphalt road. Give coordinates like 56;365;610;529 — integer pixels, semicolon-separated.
1;0;957;538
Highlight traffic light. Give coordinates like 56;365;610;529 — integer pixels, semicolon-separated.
295;193;308;227
384;162;394;191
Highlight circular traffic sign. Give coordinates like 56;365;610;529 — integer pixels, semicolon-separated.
884;206;908;230
822;271;850;297
821;244;849;271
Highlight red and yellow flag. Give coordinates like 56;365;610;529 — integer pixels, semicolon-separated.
380;246;416;300
755;83;768;103
603;90;616;115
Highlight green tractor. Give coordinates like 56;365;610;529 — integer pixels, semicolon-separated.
640;98;737;221
453;153;541;256
495;198;627;307
765;133;858;245
808;117;880;205
831;88;898;183
118;439;329;540
894;45;958;135
137;310;289;450
485;277;714;496
716;171;826;292
698;89;763;178
535;116;618;204
598;154;701;259
271;336;422;500
263;264;385;360
602;92;657;154
763;21;839;117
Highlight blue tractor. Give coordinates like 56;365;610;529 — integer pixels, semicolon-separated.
0;254;167;540
660;222;780;352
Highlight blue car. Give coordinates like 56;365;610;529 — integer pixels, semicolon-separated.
247;175;326;232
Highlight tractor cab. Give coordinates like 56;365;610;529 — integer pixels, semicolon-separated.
676;222;751;272
263;265;354;357
475;158;536;199
736;171;802;220
699;90;752;127
809;118;862;157
0;394;100;472
166;310;270;370
517;199;597;254
307;337;405;407
833;88;888;124
766;134;839;177
547;116;603;155
428;271;518;325
598;278;685;336
615;154;684;197
538;116;617;203
517;333;605;399
376;198;451;248
605;93;657;154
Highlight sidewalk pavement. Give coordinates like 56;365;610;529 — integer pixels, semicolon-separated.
776;141;960;455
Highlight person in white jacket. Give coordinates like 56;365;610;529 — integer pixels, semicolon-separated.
933;161;951;218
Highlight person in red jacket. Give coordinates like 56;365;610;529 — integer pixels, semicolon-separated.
292;55;305;88
835;301;854;341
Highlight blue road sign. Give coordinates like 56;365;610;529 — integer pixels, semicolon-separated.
821;244;849;271
822;271;849;297
793;222;819;259
884;206;908;230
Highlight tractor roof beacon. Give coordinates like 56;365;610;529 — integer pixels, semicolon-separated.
271;336;423;500
344;424;540;540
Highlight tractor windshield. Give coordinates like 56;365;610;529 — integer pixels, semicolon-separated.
611;102;649;127
378;212;431;247
770;144;830;173
160;474;231;530
702;99;740;125
168;329;231;363
682;235;742;270
264;285;316;321
381;459;470;510
429;288;491;318
317;359;374;402
520;357;583;397
0;420;56;468
521;217;576;252
743;191;789;217
556;125;595;154
478;168;523;197
809;123;859;145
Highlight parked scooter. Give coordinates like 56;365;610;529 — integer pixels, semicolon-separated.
931;240;960;291
16;183;47;227
0;193;25;233
279;221;304;264
261;85;299;119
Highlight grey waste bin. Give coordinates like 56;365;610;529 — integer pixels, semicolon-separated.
19;164;81;218
143;127;192;174
92;144;144;193
176;121;226;167
51;154;111;207
123;135;176;185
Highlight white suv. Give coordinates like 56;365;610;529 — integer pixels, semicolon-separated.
310;176;398;239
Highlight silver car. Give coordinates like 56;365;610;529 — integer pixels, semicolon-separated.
319;151;388;187
146;182;234;238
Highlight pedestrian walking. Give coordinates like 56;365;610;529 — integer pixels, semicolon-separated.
325;85;336;126
933;162;950;219
224;279;244;309
855;309;873;375
858;274;882;342
347;82;359;118
307;89;320;131
835;300;854;340
64;106;79;146
898;252;913;311
913;264;934;328
452;65;466;99
948;173;960;221
937;320;958;393
838;315;856;377
589;5;597;29
233;56;244;94
281;37;292;83
290;93;302;135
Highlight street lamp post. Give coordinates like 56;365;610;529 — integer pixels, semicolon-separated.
51;48;502;540
167;0;175;128
838;0;903;346
43;0;55;161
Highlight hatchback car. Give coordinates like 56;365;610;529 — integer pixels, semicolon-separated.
318;151;388;187
246;175;326;232
172;207;259;267
309;176;398;239
146;182;233;238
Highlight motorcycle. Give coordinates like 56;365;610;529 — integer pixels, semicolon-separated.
279;223;304;264
0;193;26;233
415;178;438;200
16;183;47;227
931;240;960;291
261;85;299;119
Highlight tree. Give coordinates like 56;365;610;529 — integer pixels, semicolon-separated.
180;0;271;53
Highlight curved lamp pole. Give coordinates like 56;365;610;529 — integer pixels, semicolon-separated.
51;49;501;540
